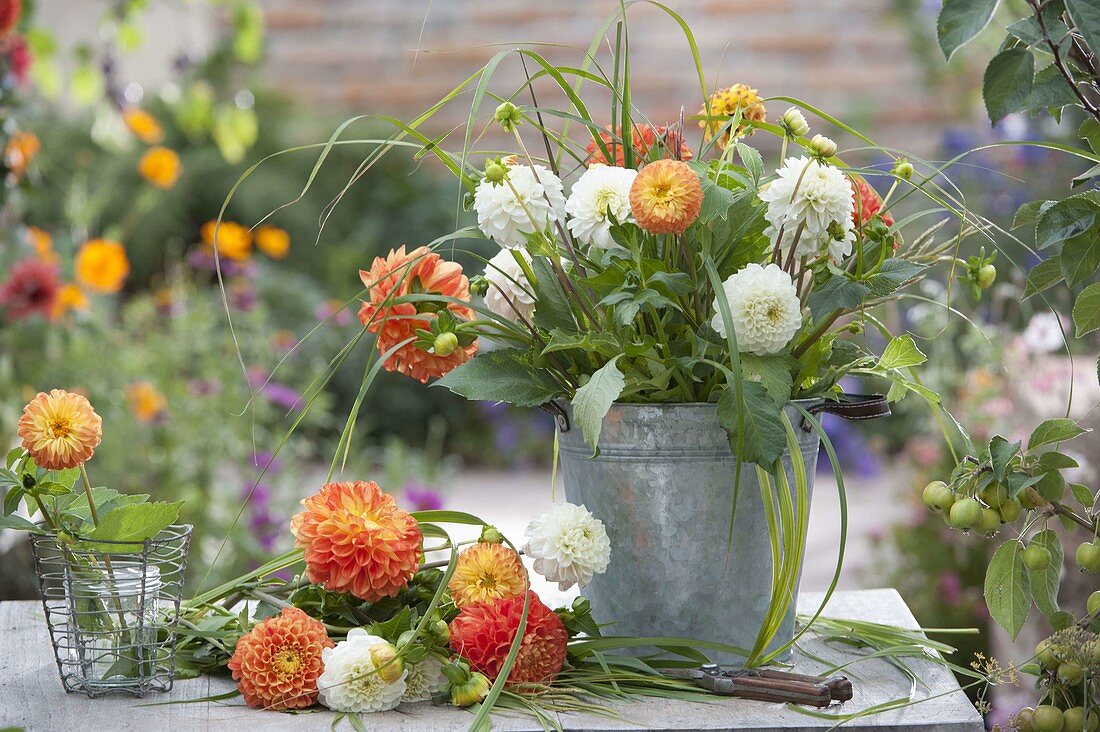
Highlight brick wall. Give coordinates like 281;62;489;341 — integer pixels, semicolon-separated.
259;0;943;155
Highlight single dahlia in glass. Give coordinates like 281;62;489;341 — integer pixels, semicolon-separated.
449;591;568;685
628;160;703;235
228;607;333;711
448;541;528;608
17;389;103;470
291;481;424;602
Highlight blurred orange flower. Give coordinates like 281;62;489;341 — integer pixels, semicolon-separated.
138;146;181;189
200;220;252;261
228;607;332;711
126;381;167;423
17;389;103;470
586;124;693;167
700;84;766;148
5;130;39;177
629;159;703;235
449;542;528;608
255;225;290;259
52;284;89;318
123;107;164;144
75;239;130;294
358;246;478;383
27;226;58;265
291;481;423;602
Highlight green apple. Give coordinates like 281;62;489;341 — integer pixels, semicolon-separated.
1033;705;1064;732
948;498;982;531
1024;544;1053;571
1075;542;1100;573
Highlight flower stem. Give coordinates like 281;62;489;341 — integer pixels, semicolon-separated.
79;464;101;528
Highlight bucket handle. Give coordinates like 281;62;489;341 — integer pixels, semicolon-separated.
800;393;891;432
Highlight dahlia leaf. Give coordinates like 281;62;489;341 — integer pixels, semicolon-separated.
433;349;562;407
717;380;785;467
571;356;625;454
81;500;183;551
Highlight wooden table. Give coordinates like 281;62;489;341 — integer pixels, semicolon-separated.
0;589;983;731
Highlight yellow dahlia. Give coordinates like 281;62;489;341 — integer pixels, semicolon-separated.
123;107;164;145
17;389;103;470
700;84;766;148
448;542;528;608
628;159;703;235
291;481;423;602
255;225;290;259
200;220;253;261
75;239;130;294
228;607;333;711
138;146;181;189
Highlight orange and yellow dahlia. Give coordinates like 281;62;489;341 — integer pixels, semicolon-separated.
200;220;253;261
4;130;39;177
358;246;478;383
123;108;164;145
228;607;333;711
586;124;693;167
255;225;290;259
448;542;528;608
291;481;423;602
449;591;568;685
138;146;181;189
17;389;102;470
700;84;766;148
75;239;130;294
628;159;703;235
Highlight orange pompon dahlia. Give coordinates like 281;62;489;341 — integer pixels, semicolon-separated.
449;591;568;685
357;245;478;383
629;159;703;235
138;146;181;189
850;176;895;228
228;607;333;711
586;124;693;167
700;84;767;148
17;389;103;470
75;239;130;294
448;542;528;608
123;107;164;144
291;481;423;602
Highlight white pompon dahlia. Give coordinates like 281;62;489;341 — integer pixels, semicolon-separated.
759;156;855;261
564;164;637;249
711;263;802;355
473;164;566;249
401;655;447;703
317;629;407;713
523;502;611;591
483;248;535;323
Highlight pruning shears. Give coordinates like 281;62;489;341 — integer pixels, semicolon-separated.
665;664;853;707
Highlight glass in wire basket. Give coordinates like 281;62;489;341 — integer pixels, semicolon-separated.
30;524;192;697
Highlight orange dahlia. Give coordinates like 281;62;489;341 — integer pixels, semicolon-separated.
17;389;102;470
291;481;423;602
255;225;290;259
75;239;130;294
228;607;333;711
628;159;703;235
449;591;568;685
586;124;693;167
138;146;181;189
850;176;894;228
200;220;253;261
448;542;528;608
357;245;478;383
700;84;767;148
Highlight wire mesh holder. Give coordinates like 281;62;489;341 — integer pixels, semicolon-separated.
30;524;193;698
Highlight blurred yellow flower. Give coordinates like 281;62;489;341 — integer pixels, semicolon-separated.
255;225;290;259
126;381;167;423
123;108;164;144
28;226;59;265
52;284;89;318
700;84;766;148
5;130;39;177
75;239;130;294
138;146;181;189
201;220;253;261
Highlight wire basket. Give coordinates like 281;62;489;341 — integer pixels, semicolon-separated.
30;524;192;698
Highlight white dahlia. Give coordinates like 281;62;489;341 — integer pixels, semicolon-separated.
317;629;407;713
759;156;855;261
564;164;637;249
523;502;611;591
711;263;802;355
483;248;535;323
401;655;447;703
473;163;566;249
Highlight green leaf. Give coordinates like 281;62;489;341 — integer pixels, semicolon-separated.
571;356;626;453
1023;256;1064;298
1027;530;1062;619
984;541;1031;640
531;257;577;332
1028;418;1087;450
81;501;183;551
3;485;24;516
1013;200;1054;229
1066;0;1100;63
1036;197;1099;249
1025;64;1080;114
1069;482;1094;509
1081;118;1100;154
740;354;796;404
1059;232;1100;286
1037;451;1079;471
434;349;562;407
0;514;44;533
6;448;23;470
717;381;786;467
863;260;926;298
989;435;1021;482
982;48;1035;124
807;275;869;321
937;0;1000;61
1073;282;1100;336
877;334;927;370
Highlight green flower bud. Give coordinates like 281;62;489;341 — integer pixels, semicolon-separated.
976;264;996;289
369;641;405;684
433;332;459;357
494;101;523;132
483;158;508;185
891;158;914;180
451;671;491;708
780;107;810;138
808;134;837;159
479;525;504;544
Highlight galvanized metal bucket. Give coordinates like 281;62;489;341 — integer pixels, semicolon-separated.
556;401;820;665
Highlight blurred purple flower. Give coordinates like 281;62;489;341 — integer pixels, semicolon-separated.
938;571;963;606
263;381;302;411
251;451;283;474
404;483;444;511
187;249;255;277
187;378;221;397
229;280;258;312
314;300;355;327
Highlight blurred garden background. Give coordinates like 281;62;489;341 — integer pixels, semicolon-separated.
1;1;1098;723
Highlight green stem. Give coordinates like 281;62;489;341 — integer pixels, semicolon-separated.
78;464;101;528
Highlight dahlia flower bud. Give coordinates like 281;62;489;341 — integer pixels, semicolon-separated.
808;134;837;159
483;158;508;185
494;101;523;132
479;525;504;544
780;107;810;138
433;332;459;357
443;660;490;707
891;158;914;180
369;641;405;684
